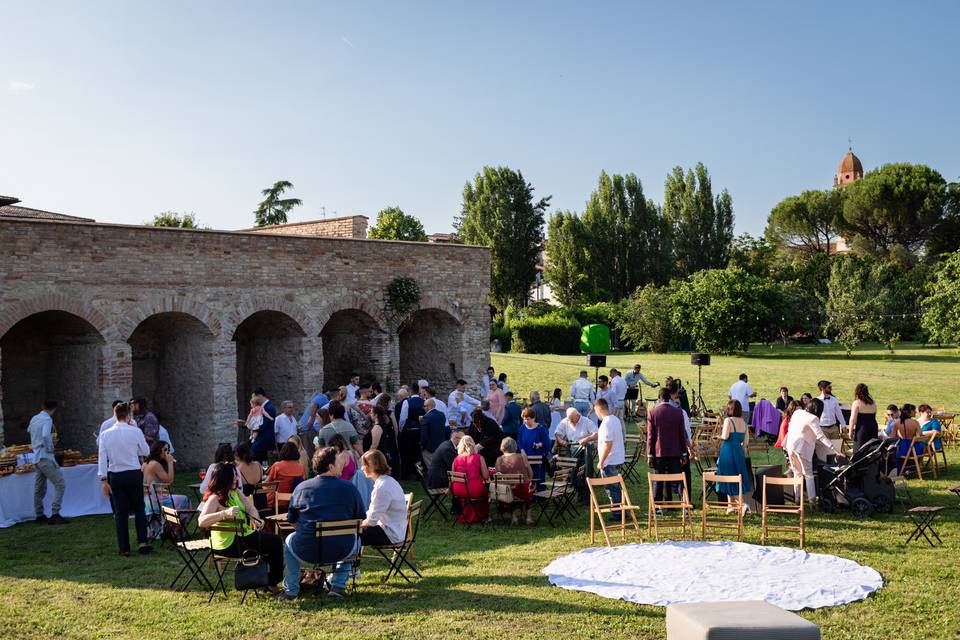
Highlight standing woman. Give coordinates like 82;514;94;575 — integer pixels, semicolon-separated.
517;407;551;489
364;406;401;480
487;382;506;424
142;440;192;538
714;400;753;514
847;383;878;454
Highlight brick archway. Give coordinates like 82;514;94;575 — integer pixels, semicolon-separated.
119;295;222;341
399;307;464;394
0;294;116;342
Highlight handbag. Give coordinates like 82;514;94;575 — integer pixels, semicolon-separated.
494;482;514;503
234;548;269;591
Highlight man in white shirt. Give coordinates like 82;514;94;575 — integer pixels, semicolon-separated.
344;374;360;408
480;367;495;398
554;407;599;485
570;370;596;417
593;375;616;422
420;386;447;417
595;398;626;522
448;379;481;414
275;400;298;446
609;368;628;418
157;425;175;456
728;373;756;424
29;400;68;525
96;400;125;447
98;402;151;555
816;380;846;439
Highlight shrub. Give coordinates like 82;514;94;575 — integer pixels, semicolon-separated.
922;249;960;346
490;322;512;352
618;284;677;353
511;314;582;354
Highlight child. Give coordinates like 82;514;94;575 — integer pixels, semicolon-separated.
245;395;265;443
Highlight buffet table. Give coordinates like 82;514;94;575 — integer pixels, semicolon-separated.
0;464;112;528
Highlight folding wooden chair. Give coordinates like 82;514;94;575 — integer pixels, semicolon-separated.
490;472;525;522
364;500;423;583
308;518;364;595
449;471;485;526
552;455;584;516
899;435;925;480
700;472;744;541
621;434;645;482
924;432;946;476
252;480;280;517
534;467;574;526
647;472;693;541
760;476;805;549
415;461;448;521
264;492;295;536
206;516;258;603
162;506;212;592
587;475;643;546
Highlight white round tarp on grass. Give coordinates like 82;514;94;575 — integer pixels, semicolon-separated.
542;540;882;610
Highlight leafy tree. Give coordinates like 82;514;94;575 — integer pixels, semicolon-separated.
368;206;428;241
663;163;734;277
765;189;842;254
254;180;302;227
618;283;678;353
670;267;773;354
728;233;777;277
147;211;203;228
544;211;593;306
456;166;550;312
581;171;669;300
922;249;960;346
838;163;950;260
825;254;922;354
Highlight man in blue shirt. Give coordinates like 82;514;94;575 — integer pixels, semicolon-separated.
29;400;69;525
420;398;450;467
500;392;522;437
278;447;366;600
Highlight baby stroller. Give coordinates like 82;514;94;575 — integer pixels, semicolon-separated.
816;437;898;518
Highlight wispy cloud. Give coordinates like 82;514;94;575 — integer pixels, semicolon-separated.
8;80;35;93
341;36;356;50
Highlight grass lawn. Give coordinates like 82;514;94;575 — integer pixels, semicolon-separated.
0;345;957;639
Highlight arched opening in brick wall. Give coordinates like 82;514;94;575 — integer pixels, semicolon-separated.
128;312;214;467
233;311;305;421
399;308;463;395
320;309;383;389
1;311;105;451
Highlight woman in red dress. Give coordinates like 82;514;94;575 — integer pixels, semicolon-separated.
775;400;799;449
451;435;489;524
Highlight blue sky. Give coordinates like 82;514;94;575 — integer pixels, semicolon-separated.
2;2;957;235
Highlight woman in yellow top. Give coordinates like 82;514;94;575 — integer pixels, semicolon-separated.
198;463;284;592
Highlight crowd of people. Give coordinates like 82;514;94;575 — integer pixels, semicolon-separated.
22;360;948;598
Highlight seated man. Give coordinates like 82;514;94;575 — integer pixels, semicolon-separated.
428;430;464;490
278;446;366;600
553;407;598;501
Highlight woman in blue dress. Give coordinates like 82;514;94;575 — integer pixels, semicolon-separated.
517;407;551;489
715;400;753;514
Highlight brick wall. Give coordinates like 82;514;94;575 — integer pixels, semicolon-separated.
0;219;489;466
243;215;368;239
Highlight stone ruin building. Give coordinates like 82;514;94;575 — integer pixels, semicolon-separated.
0;197;490;467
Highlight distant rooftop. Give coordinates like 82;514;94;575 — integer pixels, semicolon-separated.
0;197;95;223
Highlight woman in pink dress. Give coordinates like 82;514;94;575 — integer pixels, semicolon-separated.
451;436;489;524
487;382;506;424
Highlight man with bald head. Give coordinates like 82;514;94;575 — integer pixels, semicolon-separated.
554;407;598;503
419;398;449;467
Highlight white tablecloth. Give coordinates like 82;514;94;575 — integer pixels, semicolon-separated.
543;540;883;610
0;463;112;527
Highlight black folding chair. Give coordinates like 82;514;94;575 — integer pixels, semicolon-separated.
162;506;213;592
365;500;423;583
206;517;258;603
534;467;574;526
416;461;448;521
621;435;645;483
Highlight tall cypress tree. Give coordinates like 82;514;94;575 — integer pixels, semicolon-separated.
663;163;734;277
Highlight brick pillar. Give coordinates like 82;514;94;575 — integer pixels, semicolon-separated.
101;340;133;419
211;337;238;449
384;332;401;393
303;335;323;397
0;345;5;445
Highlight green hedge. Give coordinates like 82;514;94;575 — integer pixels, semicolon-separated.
490;322;512;352
511;314;582;354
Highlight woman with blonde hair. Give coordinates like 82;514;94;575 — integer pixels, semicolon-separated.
451;435;489;524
